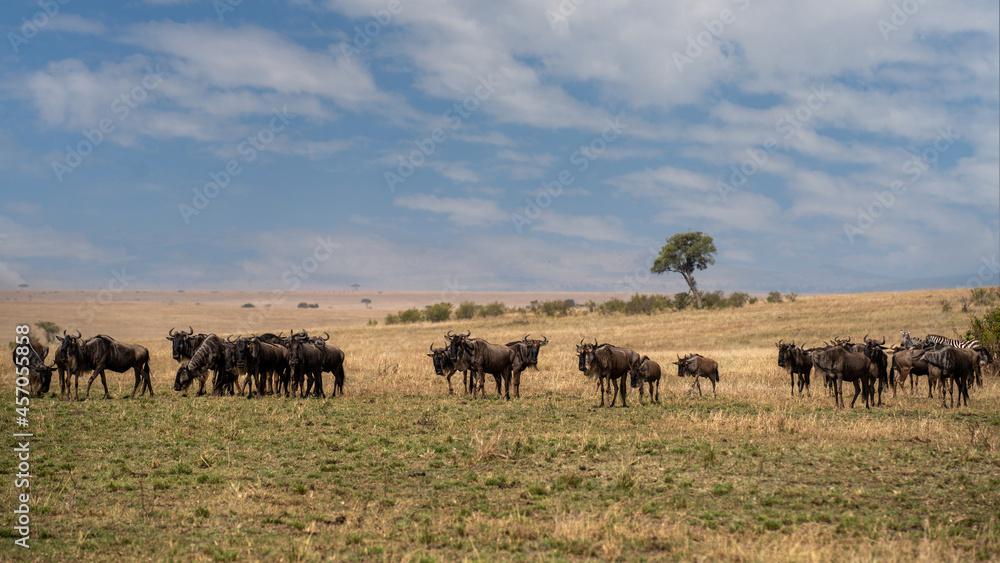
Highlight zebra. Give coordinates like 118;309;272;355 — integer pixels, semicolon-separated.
925;334;980;349
899;331;925;349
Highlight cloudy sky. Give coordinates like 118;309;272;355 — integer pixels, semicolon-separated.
1;0;997;295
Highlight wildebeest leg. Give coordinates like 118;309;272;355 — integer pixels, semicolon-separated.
511;369;520;399
129;366;142;398
790;371;795;396
710;376;717;397
638;382;645;405
654;380;660;403
621;376;628;407
695;376;703;397
445;372;454;395
835;377;843;408
609;377;620;407
598;376;606;407
848;379;861;408
84;367;110;401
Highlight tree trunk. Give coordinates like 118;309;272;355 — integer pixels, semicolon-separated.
682;272;702;309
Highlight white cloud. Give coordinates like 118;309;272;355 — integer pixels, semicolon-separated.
394;194;506;227
530;212;636;245
47;14;107;35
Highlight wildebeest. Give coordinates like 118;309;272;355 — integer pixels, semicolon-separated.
674;354;719;397
629;355;661;405
809;345;874;409
317;341;346;397
57;332;153;400
859;335;889;406
460;337;515;400
12;337;54;397
166;326;207;364
577;340;636;407
286;331;325;398
446;331;498;394
889;346;931;397
174;334;228;396
912;345;974;408
776;340;812;397
505;334;548;399
428;342;469;395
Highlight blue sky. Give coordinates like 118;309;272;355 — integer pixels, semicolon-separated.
0;0;997;294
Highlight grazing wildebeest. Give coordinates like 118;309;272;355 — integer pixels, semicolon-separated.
174;334;227;396
577;340;635;408
12;337;54;397
505;334;548;399
809;345;874;409
286;331;325;398
58;332;153;400
912;346;974;408
428;342;467;395
674;354;719;397
776;340;812;397
630;355;661;405
460;338;515;400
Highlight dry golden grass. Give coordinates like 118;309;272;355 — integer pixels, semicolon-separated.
1;287;998;562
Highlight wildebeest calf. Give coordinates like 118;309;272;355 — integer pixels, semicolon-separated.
630;355;661;405
674;354;719;397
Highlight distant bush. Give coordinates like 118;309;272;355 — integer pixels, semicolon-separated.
530;299;573;317
968;305;1000;375
297;302;319;309
35;321;60;343
699;290;727;310
455;301;478;320
749;296;758;304
595;291;756;315
971;287;998;307
727;292;750;308
479;301;507;318
423;302;453;323
786;293;798;303
674;292;693;311
241;303;254;308
385;308;422;325
940;299;952;313
367;319;378;326
767;291;783;303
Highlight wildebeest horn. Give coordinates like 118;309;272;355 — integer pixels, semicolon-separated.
463;330;471;337
778;339;783;345
594;338;598;347
863;333;871;343
321;332;330;341
447;330;455;338
227;335;236;343
169;327;177;337
73;329;81;338
579;338;584;346
880;335;885;345
845;336;851;343
186;326;193;335
523;334;531;342
541;335;548;344
430;342;436;351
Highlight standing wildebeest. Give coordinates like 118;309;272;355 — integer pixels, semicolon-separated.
859;335;889;406
428;342;466;395
13;337;54;397
459;338;515;400
447;330;499;395
316;341;346;397
889;346;931;397
236;336;290;398
776;340;812;397
505;334;548;399
174;334;228;396
166;327;207;364
577;340;635;407
286;331;325;398
58;332;153;400
674;354;719;397
630;355;661;405
912;346;974;408
809;345;874;409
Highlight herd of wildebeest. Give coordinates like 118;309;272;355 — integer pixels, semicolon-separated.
10;326;995;410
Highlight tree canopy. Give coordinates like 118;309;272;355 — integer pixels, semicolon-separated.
651;231;717;309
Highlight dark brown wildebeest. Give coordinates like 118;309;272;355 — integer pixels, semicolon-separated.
236;336;289;398
166;326;207;364
629;355;661;405
58;332;153;400
776;340;812;397
674;354;719;397
428;342;467;395
809;345;874;409
447;330;496;394
505;334;548;399
860;335;889;406
577;340;635;408
287;331;325;398
174;334;227;396
912;345;974;408
317;341;346;397
12;337;54;397
458;337;515;400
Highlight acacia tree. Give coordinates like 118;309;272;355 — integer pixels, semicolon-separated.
650;231;717;309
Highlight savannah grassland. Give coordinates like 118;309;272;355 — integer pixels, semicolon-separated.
1;288;999;562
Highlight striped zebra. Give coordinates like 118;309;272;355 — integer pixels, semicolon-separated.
925;334;980;350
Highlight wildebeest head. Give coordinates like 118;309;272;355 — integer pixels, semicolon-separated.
576;338;598;373
674;354;700;378
174;364;194;392
427;342;453;376
228;335;251;369
55;329;83;368
166;326;195;361
775;339;795;368
445;330;471;361
630;355;652;388
521;334;548;369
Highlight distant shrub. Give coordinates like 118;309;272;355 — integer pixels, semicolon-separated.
479;301;507;318
699;290;727;310
786;293;798;303
297;302;319;309
385;308;422;325
423;302;453;323
749;296;759;304
367;319;378;326
940;299;952;313
565;298;576;308
455;301;478;320
241;303;254;308
767;291;783;303
968;304;1000;375
673;292;693;311
598;298;626;315
530;300;572;317
727;292;750;308
970;287;998;307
